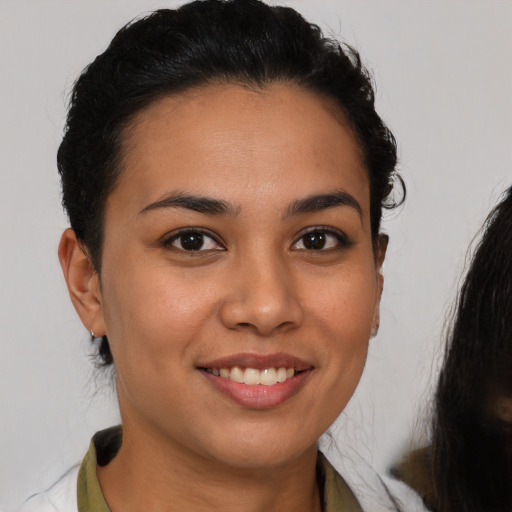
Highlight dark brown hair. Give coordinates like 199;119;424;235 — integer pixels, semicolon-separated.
58;0;402;365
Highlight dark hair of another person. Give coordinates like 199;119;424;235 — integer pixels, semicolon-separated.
57;0;402;366
431;187;512;512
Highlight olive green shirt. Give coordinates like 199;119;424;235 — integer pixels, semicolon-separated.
77;426;362;512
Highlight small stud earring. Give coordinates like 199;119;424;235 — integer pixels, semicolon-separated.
90;330;96;338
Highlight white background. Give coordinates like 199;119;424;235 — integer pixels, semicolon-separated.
1;1;511;510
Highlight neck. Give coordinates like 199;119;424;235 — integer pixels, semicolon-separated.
97;424;322;512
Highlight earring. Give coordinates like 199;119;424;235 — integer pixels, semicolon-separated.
90;330;96;339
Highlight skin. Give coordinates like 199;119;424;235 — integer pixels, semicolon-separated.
493;396;512;423
59;83;387;512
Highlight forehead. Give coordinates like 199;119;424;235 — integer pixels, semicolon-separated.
114;83;369;216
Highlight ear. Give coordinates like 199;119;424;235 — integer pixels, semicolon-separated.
58;228;106;337
371;234;388;338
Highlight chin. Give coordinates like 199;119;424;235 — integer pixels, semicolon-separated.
200;430;318;471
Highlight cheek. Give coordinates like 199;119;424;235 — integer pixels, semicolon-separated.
305;262;377;390
306;263;378;335
100;262;220;368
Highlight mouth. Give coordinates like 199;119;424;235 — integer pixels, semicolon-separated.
202;366;297;386
197;353;314;408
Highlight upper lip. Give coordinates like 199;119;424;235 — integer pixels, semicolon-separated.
197;352;313;372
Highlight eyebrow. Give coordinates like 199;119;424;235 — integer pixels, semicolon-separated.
138;190;362;219
284;191;362;219
139;192;240;216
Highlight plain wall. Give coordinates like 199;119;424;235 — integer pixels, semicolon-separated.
1;0;511;509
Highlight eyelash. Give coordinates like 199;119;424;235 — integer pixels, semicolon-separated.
161;228;224;253
160;226;352;253
292;226;352;252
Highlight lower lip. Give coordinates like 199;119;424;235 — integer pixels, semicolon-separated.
200;370;312;409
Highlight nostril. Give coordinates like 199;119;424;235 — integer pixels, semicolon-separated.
219;281;304;335
232;319;297;335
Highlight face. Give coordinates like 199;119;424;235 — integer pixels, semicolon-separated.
68;83;385;470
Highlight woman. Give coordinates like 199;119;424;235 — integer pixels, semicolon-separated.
394;187;512;511
431;187;512;512
20;1;425;510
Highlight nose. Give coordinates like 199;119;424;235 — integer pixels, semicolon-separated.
219;254;304;337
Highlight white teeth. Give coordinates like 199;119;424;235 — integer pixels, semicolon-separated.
230;366;244;383
260;368;277;386
243;368;260;385
276;367;287;383
207;366;296;385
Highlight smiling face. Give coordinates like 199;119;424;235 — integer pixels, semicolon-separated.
64;83;386;471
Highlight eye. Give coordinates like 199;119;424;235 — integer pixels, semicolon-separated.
163;229;223;252
292;228;350;251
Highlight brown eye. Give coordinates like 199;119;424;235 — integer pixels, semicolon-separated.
178;232;205;251
166;230;222;252
302;231;327;250
292;228;350;252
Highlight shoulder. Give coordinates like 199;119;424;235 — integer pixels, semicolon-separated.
321;447;430;512
17;465;79;512
379;474;431;512
389;446;435;510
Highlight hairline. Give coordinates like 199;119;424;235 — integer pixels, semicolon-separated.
88;78;375;274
